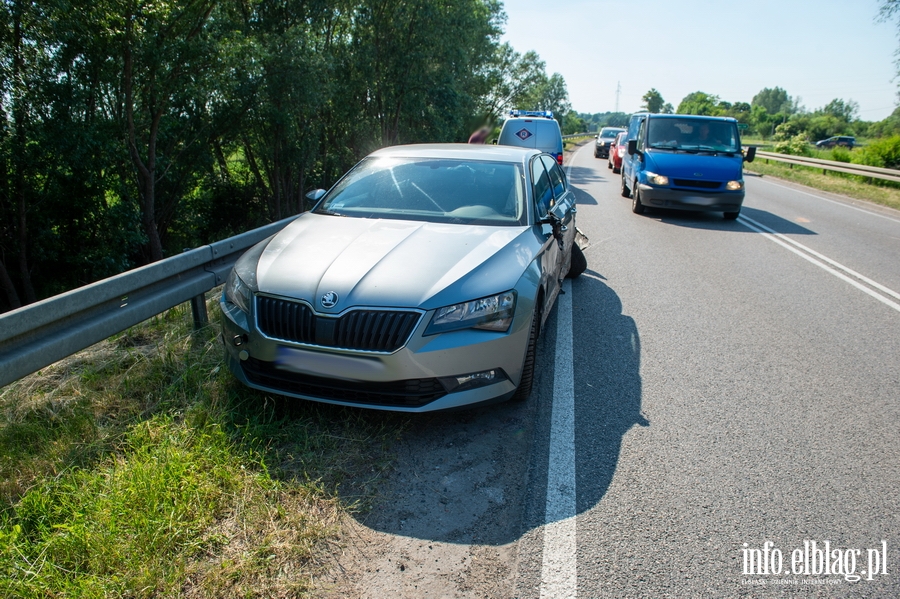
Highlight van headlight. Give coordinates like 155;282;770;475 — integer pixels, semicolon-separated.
425;291;517;335
645;172;669;186
726;179;744;190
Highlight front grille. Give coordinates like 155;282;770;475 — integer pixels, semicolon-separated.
673;179;722;190
242;358;447;407
256;296;420;353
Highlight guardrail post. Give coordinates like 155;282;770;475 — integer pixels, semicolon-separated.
185;248;209;330
190;292;209;330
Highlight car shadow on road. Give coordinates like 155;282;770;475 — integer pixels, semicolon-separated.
342;269;645;547
568;165;609;188
569;271;648;514
642;205;817;235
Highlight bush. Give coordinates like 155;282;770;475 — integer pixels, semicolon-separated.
774;134;812;156
854;136;900;169
830;147;851;163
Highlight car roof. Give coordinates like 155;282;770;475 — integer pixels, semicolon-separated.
369;143;542;162
645;113;738;123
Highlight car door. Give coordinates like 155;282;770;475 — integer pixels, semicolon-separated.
622;114;645;186
531;155;562;308
540;154;576;274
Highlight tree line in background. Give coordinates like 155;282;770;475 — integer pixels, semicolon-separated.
0;0;571;313
579;86;900;143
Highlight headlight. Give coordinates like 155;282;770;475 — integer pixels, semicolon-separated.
224;268;252;313
425;291;517;335
726;179;744;190
645;172;669;186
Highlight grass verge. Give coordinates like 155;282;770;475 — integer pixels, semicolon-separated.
747;160;900;212
0;296;404;598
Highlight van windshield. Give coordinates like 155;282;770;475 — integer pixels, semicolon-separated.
647;118;739;153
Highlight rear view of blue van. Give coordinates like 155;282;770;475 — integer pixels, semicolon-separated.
620;114;756;219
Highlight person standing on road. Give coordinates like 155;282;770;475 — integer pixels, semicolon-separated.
468;126;491;144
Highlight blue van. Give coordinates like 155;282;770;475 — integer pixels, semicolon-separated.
620;114;755;219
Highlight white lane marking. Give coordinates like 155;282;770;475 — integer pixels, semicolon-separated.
540;278;576;599
737;216;900;314
740;214;900;302
751;177;900;224
565;142;592;180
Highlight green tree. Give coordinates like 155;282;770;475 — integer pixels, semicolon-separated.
563;110;586;135
751;87;795;114
481;45;547;119
641;88;665;113
821;98;859;121
676;91;721;115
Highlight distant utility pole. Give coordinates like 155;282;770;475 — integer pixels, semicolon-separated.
615;81;621;113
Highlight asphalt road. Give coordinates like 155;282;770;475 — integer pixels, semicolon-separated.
326;144;900;598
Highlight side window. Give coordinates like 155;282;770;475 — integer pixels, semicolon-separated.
541;155;566;199
531;158;553;218
636;118;646;151
627;116;641;140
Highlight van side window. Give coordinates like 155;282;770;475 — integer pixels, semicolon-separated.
540;155;566;199
636;118;646;151
531;158;553;218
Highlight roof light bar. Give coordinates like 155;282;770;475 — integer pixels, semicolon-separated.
509;110;554;119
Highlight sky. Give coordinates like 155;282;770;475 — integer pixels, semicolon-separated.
500;0;898;121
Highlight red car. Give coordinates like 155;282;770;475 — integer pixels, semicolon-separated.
607;131;627;174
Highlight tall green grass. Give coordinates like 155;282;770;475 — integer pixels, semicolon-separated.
0;297;403;597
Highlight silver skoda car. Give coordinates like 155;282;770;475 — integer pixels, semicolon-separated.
221;144;585;411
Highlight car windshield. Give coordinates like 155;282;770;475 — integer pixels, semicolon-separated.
600;128;622;138
314;157;527;226
647;118;739;153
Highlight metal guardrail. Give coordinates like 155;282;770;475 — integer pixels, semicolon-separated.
0;216;297;389
754;151;900;184
563;132;592;140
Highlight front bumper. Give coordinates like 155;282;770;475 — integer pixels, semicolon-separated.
637;184;744;213
220;293;533;412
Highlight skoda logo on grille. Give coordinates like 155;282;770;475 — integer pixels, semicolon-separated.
321;291;339;308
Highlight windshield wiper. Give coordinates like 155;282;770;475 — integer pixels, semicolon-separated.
649;144;679;150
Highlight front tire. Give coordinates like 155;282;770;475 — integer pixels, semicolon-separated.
512;304;540;402
566;243;587;279
631;184;645;214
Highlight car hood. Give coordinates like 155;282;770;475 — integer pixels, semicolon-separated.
254;213;536;313
645;150;743;181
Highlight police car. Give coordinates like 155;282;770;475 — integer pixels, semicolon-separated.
497;110;564;166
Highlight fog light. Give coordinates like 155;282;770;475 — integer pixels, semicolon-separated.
438;369;507;393
239;350;249;361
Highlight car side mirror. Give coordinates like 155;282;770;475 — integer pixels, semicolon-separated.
305;189;327;202
744;146;756;163
627;139;637;156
